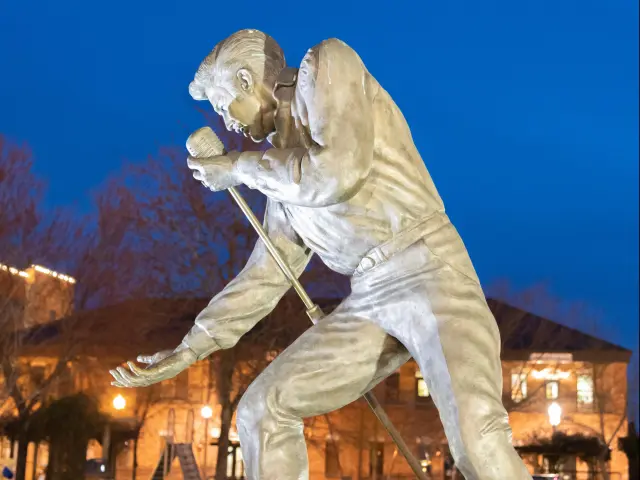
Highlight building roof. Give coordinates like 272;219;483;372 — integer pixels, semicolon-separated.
487;298;632;362
20;294;631;363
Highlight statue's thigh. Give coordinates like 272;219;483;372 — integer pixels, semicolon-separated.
249;307;409;418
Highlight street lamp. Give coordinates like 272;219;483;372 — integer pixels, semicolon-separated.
201;406;214;478
548;402;562;430
201;405;213;419
113;394;126;411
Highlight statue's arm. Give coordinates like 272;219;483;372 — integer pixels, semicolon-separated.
180;199;312;360
235;39;375;207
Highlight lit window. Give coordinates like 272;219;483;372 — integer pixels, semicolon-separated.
577;372;594;410
226;446;244;478
511;372;528;402
417;379;429;397
546;381;559;400
415;370;430;402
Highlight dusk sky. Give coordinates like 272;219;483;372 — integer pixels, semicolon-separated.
1;1;638;352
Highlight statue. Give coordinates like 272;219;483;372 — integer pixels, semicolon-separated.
110;29;533;479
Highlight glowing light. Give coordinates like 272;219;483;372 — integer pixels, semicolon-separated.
201;405;213;419
548;402;562;427
33;264;76;284
531;368;571;381
113;394;126;410
210;427;221;439
1;262;76;284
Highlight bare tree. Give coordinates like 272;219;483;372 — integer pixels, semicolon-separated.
93;117;334;478
0;133;162;480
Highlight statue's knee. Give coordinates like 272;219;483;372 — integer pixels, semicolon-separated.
456;407;513;469
237;384;266;431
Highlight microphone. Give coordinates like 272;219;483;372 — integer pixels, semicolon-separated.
186;126;226;158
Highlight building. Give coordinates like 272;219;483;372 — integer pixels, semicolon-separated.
0;262;75;329
1;286;632;480
0;261;77;478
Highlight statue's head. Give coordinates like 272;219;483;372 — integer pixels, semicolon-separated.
189;29;285;143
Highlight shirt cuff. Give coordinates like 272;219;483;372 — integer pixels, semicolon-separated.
181;326;221;361
234;150;265;189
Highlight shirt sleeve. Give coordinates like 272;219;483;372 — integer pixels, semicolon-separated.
235;38;376;208
181;199;312;359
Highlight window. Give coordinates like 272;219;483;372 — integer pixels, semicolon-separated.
385;373;400;403
415;370;430;404
227;445;244;479
325;441;340;477
511;372;528;403
370;442;384;476
546;381;559;400
417;443;432;474
175;371;189;400
577;371;594;411
160;379;176;399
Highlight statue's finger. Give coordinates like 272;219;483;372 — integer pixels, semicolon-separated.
117;366;144;387
110;369;129;386
111;381;126;388
193;170;203;181
187;157;204;171
128;361;147;377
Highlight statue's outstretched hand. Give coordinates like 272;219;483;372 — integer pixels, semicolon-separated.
110;347;197;388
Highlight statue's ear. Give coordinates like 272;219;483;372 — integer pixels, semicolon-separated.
236;69;254;93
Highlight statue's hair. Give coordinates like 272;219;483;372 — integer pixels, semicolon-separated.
189;29;285;100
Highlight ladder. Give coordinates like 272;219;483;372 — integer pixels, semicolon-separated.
149;442;201;480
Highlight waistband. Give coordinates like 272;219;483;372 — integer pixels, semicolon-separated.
353;211;450;276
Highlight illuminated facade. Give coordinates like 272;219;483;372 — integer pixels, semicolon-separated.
0;262;75;328
2;295;632;480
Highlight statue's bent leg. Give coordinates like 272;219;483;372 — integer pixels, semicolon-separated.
236;309;410;480
349;228;533;480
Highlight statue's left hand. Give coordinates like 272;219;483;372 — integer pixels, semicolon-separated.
187;152;242;192
109;347;198;388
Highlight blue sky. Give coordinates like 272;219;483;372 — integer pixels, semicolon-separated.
1;1;637;352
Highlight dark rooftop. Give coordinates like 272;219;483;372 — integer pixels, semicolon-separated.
20;295;631;363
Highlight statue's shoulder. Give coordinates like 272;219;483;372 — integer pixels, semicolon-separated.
299;38;364;82
304;38;360;63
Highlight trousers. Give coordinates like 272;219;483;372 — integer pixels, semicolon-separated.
236;212;532;479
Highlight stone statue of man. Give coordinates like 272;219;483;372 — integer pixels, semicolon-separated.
110;29;533;479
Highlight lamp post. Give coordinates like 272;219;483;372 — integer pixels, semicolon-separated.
104;394;126;474
201;405;213;479
548;402;562;433
112;394;126;411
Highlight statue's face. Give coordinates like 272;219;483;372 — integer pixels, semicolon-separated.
205;69;273;143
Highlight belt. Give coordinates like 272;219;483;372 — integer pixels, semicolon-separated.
353;211;450;276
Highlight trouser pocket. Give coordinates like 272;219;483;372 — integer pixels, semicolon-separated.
421;223;480;285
